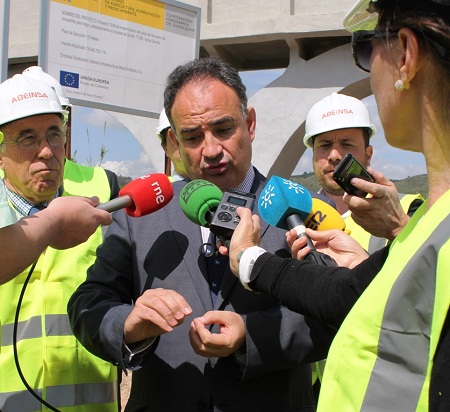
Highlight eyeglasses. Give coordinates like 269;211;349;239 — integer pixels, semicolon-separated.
1;130;67;151
352;27;448;73
351;29;399;73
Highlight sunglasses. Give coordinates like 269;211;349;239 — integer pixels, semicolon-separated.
351;29;399;72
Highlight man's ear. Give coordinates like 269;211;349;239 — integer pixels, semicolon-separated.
246;107;256;143
0;132;4;170
167;128;179;147
366;145;373;166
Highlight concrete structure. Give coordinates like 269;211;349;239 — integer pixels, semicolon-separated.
5;0;371;177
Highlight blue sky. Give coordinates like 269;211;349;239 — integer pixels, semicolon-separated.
71;69;427;180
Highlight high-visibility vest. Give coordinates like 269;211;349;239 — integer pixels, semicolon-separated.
318;189;450;411
312;193;424;385
0;159;119;412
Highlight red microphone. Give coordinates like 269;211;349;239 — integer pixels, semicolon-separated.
97;173;174;217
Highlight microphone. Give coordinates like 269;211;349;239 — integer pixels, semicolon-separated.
258;176;337;266
179;179;223;226
304;198;347;232
179;179;225;253
97;173;174;217
179;179;256;251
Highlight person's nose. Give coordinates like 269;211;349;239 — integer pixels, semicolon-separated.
36;139;55;159
328;148;343;163
202;133;223;160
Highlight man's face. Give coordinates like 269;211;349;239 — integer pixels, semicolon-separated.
0;114;65;204
312;128;373;195
168;78;255;191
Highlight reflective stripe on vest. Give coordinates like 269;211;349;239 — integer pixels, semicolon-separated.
360;213;449;409
1;314;72;346
318;192;450;411
0;382;117;411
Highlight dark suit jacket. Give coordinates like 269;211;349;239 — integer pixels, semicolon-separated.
68;169;336;412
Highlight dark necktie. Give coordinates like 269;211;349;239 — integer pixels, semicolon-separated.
204;234;228;305
28;204;46;215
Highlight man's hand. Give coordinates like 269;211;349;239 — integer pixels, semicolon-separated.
189;311;246;357
124;288;192;345
344;169;409;241
287;228;368;269
47;196;113;249
218;207;261;276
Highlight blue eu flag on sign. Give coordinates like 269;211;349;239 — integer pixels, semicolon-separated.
60;71;79;88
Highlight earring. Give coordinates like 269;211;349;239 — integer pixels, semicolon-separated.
394;80;405;91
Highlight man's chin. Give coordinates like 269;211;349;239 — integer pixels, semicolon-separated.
322;183;345;196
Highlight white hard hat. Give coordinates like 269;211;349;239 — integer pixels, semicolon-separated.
343;0;378;33
303;93;376;148
0;74;69;127
22;66;71;108
156;109;171;141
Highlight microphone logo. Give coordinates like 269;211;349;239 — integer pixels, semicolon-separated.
259;178;308;210
305;211;327;230
259;183;276;209
180;180;218;206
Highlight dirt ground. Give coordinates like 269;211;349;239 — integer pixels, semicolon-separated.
120;371;132;411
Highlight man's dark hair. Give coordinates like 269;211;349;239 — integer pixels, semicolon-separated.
163;57;248;130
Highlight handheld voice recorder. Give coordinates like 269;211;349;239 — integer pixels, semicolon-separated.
209;189;256;239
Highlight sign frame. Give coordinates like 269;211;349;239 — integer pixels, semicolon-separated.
0;0;10;82
39;0;201;118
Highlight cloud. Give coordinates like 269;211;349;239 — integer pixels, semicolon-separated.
72;106;129;133
102;151;157;179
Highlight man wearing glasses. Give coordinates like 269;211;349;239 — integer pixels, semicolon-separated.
0;74;120;412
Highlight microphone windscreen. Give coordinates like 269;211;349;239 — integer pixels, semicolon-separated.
305;198;346;231
258;176;312;230
119;173;174;217
179;179;223;227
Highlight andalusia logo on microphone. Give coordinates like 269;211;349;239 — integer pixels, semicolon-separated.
60;70;80;88
259;177;307;210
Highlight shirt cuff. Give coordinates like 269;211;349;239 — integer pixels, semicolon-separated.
122;337;156;370
238;246;267;291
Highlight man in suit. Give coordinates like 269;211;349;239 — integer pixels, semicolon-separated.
68;57;335;412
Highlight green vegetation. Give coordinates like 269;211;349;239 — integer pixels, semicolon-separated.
290;172;428;198
118;175;132;188
118;172;428;195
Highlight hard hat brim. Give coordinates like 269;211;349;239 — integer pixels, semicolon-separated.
343;0;378;32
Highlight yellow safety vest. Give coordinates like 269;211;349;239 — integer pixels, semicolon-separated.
312;193;424;385
0;160;119;412
318;190;450;411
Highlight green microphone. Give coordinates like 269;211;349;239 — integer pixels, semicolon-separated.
179;179;223;227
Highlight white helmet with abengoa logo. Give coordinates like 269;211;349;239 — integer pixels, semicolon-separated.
303;92;376;148
0;74;69;127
